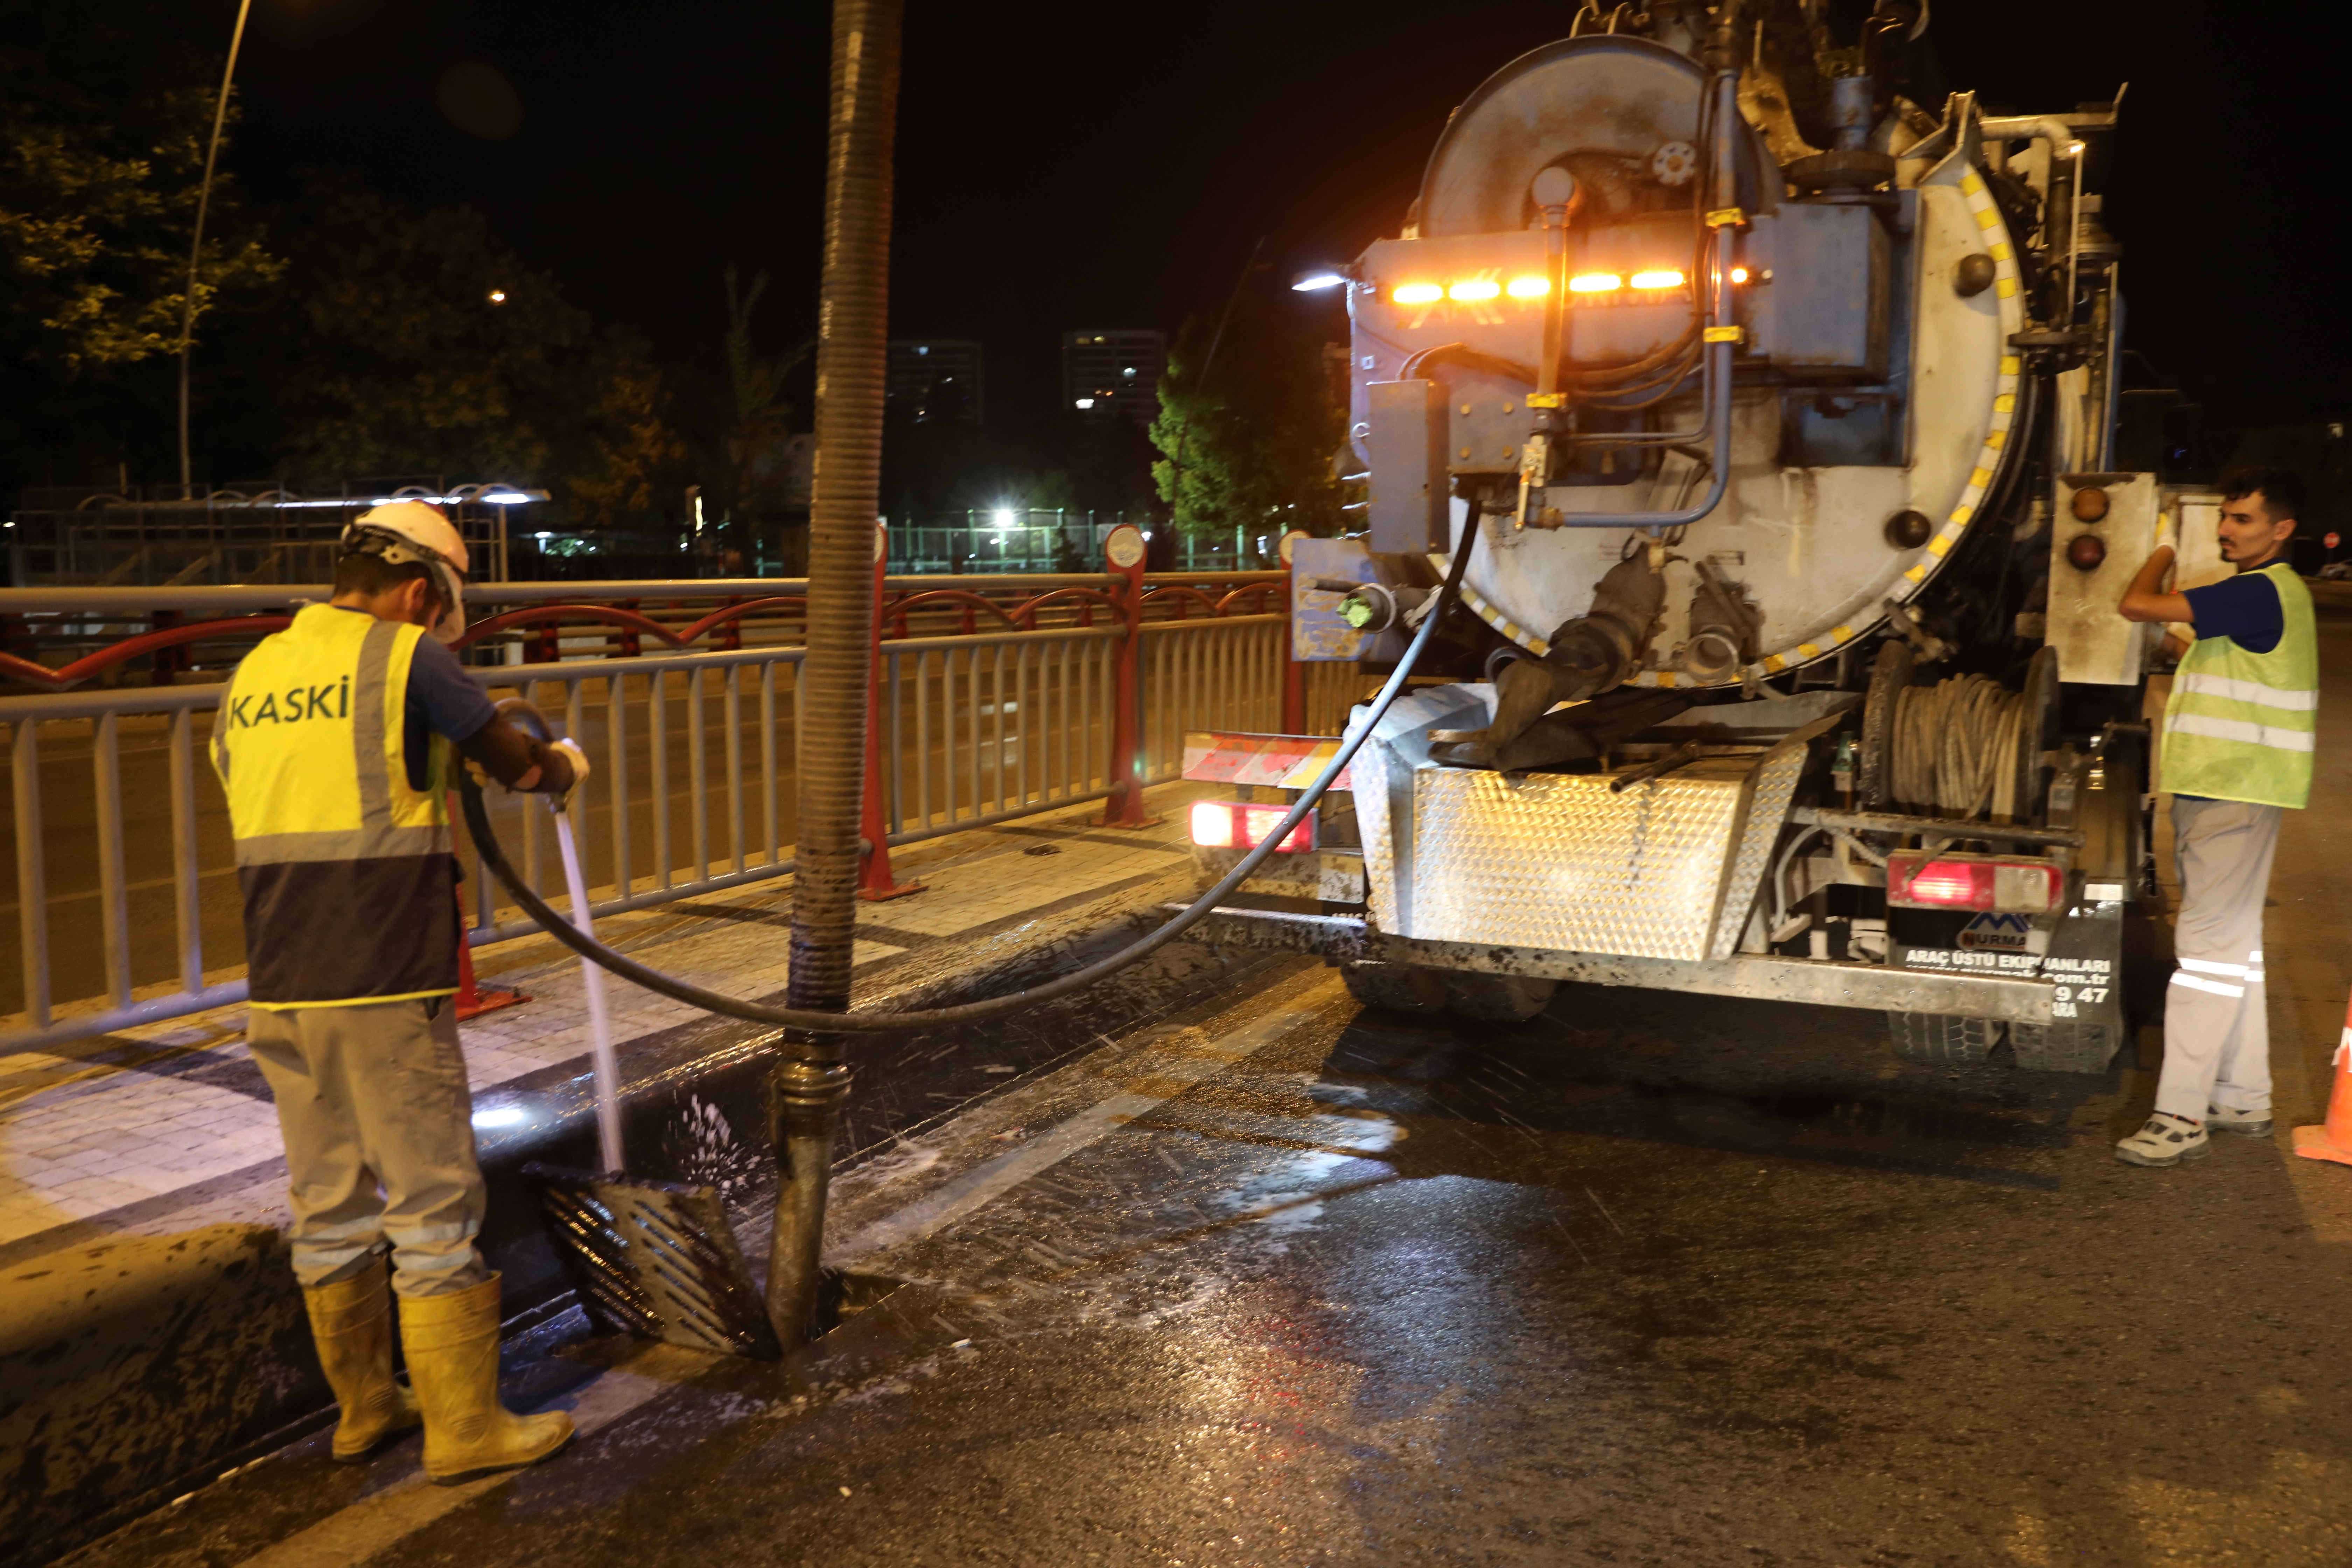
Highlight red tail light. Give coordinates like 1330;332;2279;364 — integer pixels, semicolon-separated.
1189;799;1314;854
1886;852;2062;913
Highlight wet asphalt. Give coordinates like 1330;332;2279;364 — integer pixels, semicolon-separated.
68;937;2352;1568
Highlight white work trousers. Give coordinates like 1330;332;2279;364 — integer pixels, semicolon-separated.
2155;797;2280;1123
246;996;490;1297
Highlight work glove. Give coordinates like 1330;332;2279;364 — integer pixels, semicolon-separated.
545;738;590;812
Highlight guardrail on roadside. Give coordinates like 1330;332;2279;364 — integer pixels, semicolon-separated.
0;536;1363;1052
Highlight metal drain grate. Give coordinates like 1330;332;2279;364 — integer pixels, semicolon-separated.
524;1163;781;1360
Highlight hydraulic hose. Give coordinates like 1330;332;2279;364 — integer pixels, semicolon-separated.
457;510;1482;1035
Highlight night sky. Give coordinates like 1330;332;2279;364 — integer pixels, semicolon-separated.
166;0;2347;450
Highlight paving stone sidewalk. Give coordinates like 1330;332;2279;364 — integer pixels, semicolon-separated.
0;782;1217;1268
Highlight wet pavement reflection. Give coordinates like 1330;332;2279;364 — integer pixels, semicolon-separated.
69;954;2352;1567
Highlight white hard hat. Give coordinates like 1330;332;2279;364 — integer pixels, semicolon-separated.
343;501;470;643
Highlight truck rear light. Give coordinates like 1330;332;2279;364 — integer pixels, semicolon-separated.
1189;799;1314;854
1886;852;2062;913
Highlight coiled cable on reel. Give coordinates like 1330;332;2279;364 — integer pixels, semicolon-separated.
1891;674;2026;821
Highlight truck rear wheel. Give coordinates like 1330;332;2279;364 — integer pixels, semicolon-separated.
1442;972;1558;1023
1886;1011;2003;1063
2009;1020;2121;1073
1341;960;1449;1014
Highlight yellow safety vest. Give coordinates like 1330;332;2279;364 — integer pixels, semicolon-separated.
2160;561;2318;810
211;604;461;1006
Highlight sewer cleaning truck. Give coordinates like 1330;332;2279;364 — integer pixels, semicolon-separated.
1182;0;2208;1072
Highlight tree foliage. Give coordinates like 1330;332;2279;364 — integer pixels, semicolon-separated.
716;266;813;520
0;1;278;376
1149;291;1345;538
0;0;279;479
234;180;690;527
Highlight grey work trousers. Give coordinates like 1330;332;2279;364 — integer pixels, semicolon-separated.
246;996;490;1297
2155;797;2281;1123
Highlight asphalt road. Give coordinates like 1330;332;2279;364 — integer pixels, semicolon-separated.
64;941;2352;1567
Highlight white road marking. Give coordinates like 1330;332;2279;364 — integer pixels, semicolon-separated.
836;978;1338;1260
232;1368;668;1568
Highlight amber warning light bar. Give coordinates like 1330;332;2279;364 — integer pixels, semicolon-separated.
1388;267;1744;307
1190;800;1316;854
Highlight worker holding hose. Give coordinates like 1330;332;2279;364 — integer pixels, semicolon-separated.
2114;468;2315;1168
210;501;590;1483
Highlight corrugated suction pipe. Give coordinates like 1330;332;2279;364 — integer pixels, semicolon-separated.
770;0;902;1348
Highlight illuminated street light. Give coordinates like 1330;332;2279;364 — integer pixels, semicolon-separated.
1290;267;1350;291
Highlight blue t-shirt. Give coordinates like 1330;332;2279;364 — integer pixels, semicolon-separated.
328;606;498;790
2182;572;2283;655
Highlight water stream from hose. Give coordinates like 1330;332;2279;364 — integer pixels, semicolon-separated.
552;810;622;1171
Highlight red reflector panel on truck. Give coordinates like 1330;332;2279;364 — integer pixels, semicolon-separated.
1181;732;1352;791
1886;852;2062;913
1190;799;1315;854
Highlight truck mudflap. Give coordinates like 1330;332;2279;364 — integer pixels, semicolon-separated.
1176;905;2057;1026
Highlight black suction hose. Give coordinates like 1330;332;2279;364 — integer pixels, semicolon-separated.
458;512;1482;1034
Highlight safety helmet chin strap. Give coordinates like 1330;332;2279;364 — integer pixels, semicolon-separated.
340;524;467;644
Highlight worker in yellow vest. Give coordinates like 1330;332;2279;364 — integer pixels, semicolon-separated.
2114;467;2316;1168
212;501;589;1483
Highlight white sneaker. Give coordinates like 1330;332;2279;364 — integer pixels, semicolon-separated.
2115;1113;2210;1167
2206;1103;2274;1137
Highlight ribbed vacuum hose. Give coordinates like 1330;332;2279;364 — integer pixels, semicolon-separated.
792;0;901;1019
768;0;902;1348
455;511;1482;1036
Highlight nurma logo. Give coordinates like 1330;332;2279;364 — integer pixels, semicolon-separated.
227;678;350;729
1958;912;2034;952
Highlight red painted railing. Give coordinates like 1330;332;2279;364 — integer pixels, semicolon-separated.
0;572;1283;693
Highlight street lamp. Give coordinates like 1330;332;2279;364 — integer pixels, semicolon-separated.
177;0;255;499
1290;267;1351;292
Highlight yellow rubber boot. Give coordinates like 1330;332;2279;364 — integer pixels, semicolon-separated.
397;1273;573;1485
301;1255;422;1462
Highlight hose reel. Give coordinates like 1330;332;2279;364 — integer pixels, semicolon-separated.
1861;642;2059;824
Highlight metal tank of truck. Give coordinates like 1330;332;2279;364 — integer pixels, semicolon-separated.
1182;0;2203;1072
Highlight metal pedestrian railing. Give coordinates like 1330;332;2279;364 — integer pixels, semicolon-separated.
1;544;1366;1052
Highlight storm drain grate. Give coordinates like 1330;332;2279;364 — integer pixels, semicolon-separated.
524;1162;781;1360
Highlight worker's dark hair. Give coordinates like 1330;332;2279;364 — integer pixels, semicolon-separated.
333;551;443;611
2219;466;2303;522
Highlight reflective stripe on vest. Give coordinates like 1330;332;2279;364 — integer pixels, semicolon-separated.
2173;672;2319;712
212;605;459;1004
2160;562;2318;810
2167;712;2318;752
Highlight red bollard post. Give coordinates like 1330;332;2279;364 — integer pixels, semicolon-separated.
858;523;924;901
445;838;527;1019
1096;523;1159;827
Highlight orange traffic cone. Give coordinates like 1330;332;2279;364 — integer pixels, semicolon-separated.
2291;987;2352;1167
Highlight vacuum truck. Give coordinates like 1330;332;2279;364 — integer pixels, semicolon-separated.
1183;0;2192;1072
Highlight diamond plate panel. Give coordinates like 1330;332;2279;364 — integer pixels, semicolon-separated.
1357;686;1495;933
1408;761;1757;959
1709;742;1811;958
